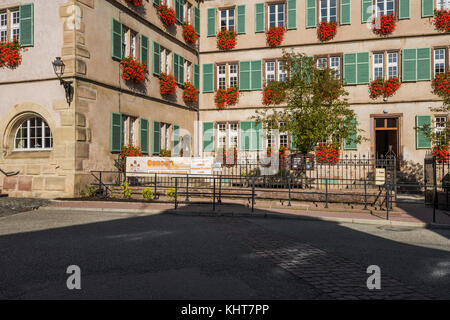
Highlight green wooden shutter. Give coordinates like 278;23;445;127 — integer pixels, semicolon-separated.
306;0;316;28
239;61;251;91
251;60;262;90
179;56;185;84
194;64;200;88
399;0;410;19
417;48;431;81
178;0;184;23
202;63;214;93
287;0;297;30
340;0;351;25
153;0;160;5
140;118;149;154
254;122;263;151
207;8;216;37
361;0;372;23
402;48;417;82
422;0;434;17
152;121;161;155
111;18;122;60
240;121;252;151
203;122;215;152
140;35;149;65
416;116;432;149
237;5;246;34
343;53;357;85
110;113;122;153
194;6;200;34
173;53;179;83
173;125;180;156
357;52;370;84
255;3;265;33
344;118;358;150
153;41;160;75
19;3;33;47
290;133;298;151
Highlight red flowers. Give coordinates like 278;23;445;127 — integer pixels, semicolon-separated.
432;145;450;162
183;82;199;103
372;14;396;36
432;72;450;97
120;145;144;159
160;73;177;96
262;81;286;105
125;0;143;7
182;23;198;45
369;77;401;99
317;21;337;41
158;5;176;27
216;29;237;50
434;10;450;32
266;26;285;47
215;87;239;109
0;40;23;68
316;144;340;164
120;56;147;83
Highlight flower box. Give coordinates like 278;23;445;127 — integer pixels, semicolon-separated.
158;5;176;27
433;9;450;32
215;87;239;109
216;29;237;50
160;73;177;96
125;0;143;7
118;145;144;171
0;40;23;68
317;21;337;41
432;145;450;163
369;77;401;99
316;144;340;164
432;72;450;97
182;23;198;45
121;57;147;83
183;82;199;103
372;14;396;36
266;26;285;47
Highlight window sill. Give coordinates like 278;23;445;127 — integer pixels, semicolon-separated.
7;150;52;159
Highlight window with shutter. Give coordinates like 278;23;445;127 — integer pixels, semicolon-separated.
179;56;185;84
422;0;434;17
153;41;160;75
110;113;122;153
111;19;122;60
140;118;149;154
287;0;297;30
402;48;431;82
239;61;251;91
194;64;200;88
399;0;410;19
255;3;265;33
361;0;373;23
344;118;358;150
417;48;431;81
140;35;149;66
306;0;316;28
356;52;370;84
194;6;200;34
207;8;216;37
240;121;252;151
203;122;215;152
152;121;161;155
251;60;262;90
173;125;180;155
19;3;33;47
173;53;179;83
202;63;214;93
340;0;351;25
416;116;432;149
343;53;357;85
237;5;246;34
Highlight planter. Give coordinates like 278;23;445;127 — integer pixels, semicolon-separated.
317;21;337;41
118;145;144;172
316;144;340;164
225;87;239;105
432;145;450;163
125;0;143;7
433;9;450;32
216;29;237;50
369;77;401;99
262;81;286;105
432;72;450;97
266;26;285;47
0;40;23;68
182;23;198;45
120;56;147;83
215;87;239;109
372;14;396;36
369;79;384;99
160;73;177;96
183;81;199;103
158;5;176;27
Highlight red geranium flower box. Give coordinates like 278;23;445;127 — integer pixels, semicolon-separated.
158;5;176;27
183;81;199;103
369;79;384;99
215;87;239;109
434;9;450;33
0;40;23;68
383;77;401;97
182;23;199;45
316;144;340;164
266;26;285;47
225;87;239;105
125;0;143;7
160;73;177;96
317;21;337;41
216;29;237;50
262;81;286;105
432;72;450;97
432;145;450;163
120;56;147;83
372;14;396;36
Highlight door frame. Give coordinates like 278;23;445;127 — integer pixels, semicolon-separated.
370;113;403;160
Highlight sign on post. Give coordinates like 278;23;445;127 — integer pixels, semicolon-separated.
375;168;386;185
126;157;214;176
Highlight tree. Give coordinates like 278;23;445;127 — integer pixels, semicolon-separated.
426;72;450;146
253;51;363;155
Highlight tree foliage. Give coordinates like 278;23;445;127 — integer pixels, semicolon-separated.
253;51;363;154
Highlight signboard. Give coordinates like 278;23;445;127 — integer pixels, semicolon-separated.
126;157;214;176
375;168;386;185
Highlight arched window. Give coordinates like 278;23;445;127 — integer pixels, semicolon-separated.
14;117;53;151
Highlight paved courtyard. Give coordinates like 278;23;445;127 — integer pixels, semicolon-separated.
0;207;449;299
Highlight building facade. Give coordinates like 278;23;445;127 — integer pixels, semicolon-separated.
0;0;449;197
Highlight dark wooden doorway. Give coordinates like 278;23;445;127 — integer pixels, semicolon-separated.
375;117;399;158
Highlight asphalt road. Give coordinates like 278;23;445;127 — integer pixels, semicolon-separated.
0;208;449;299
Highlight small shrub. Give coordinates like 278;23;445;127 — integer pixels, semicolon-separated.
120;182;132;199
80;186;100;198
142;187;153;201
166;188;177;201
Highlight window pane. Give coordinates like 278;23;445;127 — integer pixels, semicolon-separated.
387;118;397;128
375;118;385;128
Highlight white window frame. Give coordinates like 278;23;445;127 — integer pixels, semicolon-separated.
220;8;235;31
373;53;384;80
130;32;137;59
266;61;276;83
436;0;450;10
330;56;341;79
434;48;446;76
217;64;226;90
10;10;19;41
228;123;239;149
217;123;227;149
376;0;395;17
268;4;285;28
229;64;238;88
319;0;338;23
317;57;328;69
387;52;398;79
14;117;53;151
0;12;7;42
185;61;191;82
161;48;171;74
279;121;288;148
278;61;287;82
435;116;447;140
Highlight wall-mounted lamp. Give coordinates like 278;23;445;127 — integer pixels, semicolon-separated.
52;57;73;106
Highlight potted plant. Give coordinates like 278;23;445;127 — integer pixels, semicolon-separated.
120;56;147;83
216;29;237;50
266;26;285;47
317;21;337;41
0;40;23;68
